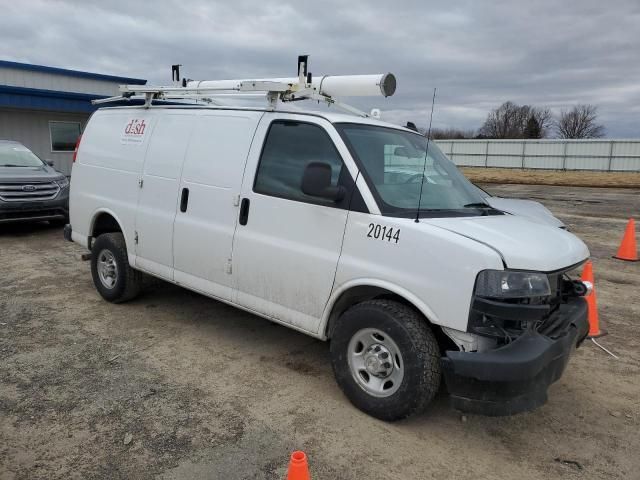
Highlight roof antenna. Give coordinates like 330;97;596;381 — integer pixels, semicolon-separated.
415;88;437;223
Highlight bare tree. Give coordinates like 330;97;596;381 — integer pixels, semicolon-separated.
479;101;523;138
479;102;553;139
555;105;605;139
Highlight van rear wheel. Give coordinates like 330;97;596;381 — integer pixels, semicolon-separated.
330;299;441;421
91;232;141;303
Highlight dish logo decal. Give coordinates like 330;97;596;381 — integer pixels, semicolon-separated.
121;119;148;144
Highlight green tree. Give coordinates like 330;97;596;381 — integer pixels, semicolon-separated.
524;115;542;138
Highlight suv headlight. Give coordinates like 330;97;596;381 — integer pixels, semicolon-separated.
55;177;70;189
475;269;551;299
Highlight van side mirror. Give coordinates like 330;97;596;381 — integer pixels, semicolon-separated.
46;160;54;167
301;162;345;202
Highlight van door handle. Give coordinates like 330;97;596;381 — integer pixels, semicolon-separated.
239;198;250;225
180;188;189;212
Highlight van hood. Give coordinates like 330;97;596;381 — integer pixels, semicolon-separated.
484;197;565;228
423;214;589;271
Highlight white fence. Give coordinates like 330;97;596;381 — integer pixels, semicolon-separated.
434;139;640;172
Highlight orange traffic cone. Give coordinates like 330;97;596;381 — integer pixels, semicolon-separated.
286;451;310;480
581;261;604;338
613;218;638;262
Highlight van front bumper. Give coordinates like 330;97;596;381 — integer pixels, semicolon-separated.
441;298;588;416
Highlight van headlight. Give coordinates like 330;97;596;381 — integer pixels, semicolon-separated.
474;270;551;299
55;177;69;189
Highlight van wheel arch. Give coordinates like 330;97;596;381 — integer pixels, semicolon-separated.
325;286;457;355
90;211;124;247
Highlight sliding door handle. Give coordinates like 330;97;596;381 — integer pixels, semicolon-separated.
180;187;189;212
239;198;250;225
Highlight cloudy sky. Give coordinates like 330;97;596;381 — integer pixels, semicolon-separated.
1;0;639;137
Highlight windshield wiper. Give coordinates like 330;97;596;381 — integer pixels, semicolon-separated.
463;202;493;209
1;164;24;167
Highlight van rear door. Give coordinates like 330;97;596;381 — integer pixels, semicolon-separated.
172;111;263;301
135;112;195;279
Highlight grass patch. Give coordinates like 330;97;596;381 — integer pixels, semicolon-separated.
461;167;640;188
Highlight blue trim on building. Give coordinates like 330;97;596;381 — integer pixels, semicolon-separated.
0;60;147;85
0;85;108;113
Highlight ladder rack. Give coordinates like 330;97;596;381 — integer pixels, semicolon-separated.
92;56;396;118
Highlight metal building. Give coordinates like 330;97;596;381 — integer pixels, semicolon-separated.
435;139;640;172
0;60;146;175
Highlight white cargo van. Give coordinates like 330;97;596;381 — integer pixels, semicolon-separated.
65;68;591;420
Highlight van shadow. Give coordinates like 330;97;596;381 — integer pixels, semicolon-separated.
134;281;330;367
0;220;61;237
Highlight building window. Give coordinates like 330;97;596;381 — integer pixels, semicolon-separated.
49;122;81;152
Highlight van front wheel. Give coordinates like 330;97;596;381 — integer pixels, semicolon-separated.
330;299;441;421
91;233;141;303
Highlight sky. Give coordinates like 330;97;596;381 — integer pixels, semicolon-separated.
1;0;639;137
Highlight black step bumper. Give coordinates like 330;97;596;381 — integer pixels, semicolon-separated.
441;298;589;416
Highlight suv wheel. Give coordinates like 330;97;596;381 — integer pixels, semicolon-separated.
330;299;441;421
91;233;141;303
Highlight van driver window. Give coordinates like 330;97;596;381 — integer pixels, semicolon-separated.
254;121;344;203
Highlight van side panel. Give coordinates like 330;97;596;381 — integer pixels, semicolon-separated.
172;111;263;301
70;109;155;254
330;212;504;332
134;113;195;279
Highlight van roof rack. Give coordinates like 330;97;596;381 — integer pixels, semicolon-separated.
93;55;396;118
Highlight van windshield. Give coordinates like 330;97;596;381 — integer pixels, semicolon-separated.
0;144;45;168
335;123;496;218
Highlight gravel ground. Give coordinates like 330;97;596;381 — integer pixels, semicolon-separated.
1;184;639;479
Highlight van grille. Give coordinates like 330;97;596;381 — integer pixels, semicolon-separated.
0;182;60;202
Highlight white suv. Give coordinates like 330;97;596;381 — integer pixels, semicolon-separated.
65;105;590;420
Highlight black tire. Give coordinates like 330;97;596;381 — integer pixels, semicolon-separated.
330;299;441;421
90;232;141;303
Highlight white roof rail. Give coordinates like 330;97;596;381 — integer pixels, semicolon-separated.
92;55;396;118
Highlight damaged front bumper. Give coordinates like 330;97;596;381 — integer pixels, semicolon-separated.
441;297;589;416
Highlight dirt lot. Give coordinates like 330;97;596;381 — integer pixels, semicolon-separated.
1;184;639;480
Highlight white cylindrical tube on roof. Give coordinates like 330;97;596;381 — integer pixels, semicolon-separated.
186;73;396;97
315;74;396;97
